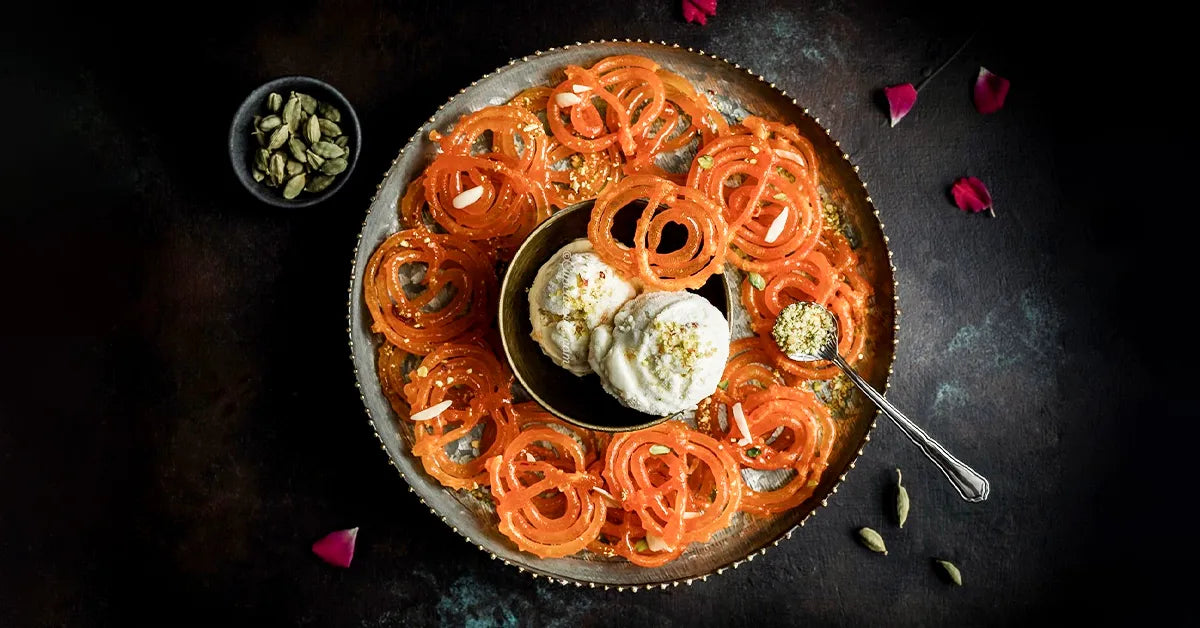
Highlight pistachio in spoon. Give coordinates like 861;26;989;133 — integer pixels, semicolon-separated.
771;301;836;360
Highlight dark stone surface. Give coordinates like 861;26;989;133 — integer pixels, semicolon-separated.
1;1;1187;625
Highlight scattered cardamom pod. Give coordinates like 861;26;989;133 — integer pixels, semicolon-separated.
259;115;282;132
282;173;306;199
318;118;341;137
294;92;317;114
267;92;283;113
335;135;349;149
896;468;910;528
935;559;962;586
267;126;289;151
287;138;309;163
306;150;325;169
305;115;322;144
857;527;887;555
286;159;304;176
252;170;265;182
317;102;341;122
305;174;335;193
311;140;345;158
319;157;348;176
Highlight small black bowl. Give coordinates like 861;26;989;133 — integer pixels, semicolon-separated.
499;201;730;432
228;76;361;208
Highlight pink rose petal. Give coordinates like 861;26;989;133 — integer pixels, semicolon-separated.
883;83;917;127
312;527;358;568
951;177;993;214
683;0;717;25
973;67;1010;114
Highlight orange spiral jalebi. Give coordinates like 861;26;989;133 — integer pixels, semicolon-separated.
437;105;549;179
547;55;666;157
399;342;515;490
485;426;607;558
422;153;552;256
507;86;624;207
741;235;873;379
686;126;822;274
733;386;836;516
602;421;742;566
588;174;728;291
363;230;495;355
621;70;729;179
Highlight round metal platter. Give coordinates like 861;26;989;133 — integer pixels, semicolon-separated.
348;40;898;589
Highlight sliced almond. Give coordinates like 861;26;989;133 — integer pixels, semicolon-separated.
571;84;592;93
764;206;789;244
410;399;453;422
451;185;484;209
776;149;806;166
555;92;583;107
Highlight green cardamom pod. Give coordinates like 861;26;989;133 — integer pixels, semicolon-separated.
283;96;301;131
857;527;887;555
896;468;910;528
252;170;265;182
287;138;309;163
267;92;283;113
251;130;266;147
305;115;322;144
283;173;306;199
334;135;349;149
254;149;270;172
286;159;304;176
310;141;345;158
253;115;262;128
267;126;289;151
258;115;282;131
317;102;341;122
269;152;286;185
294;92;317;114
305;174;335;193
318;119;342;137
935;559;962;586
319;157;348;176
305;150;325;169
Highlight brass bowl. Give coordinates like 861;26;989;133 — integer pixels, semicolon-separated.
347;40;898;589
498;200;730;432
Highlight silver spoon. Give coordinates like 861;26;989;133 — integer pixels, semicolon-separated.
776;304;991;502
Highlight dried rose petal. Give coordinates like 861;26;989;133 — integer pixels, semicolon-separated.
951;177;993;214
973;67;1010;114
683;0;717;25
312;527;358;568
883;83;917;127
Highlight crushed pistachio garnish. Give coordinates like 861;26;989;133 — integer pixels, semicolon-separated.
747;272;766;290
746;447;762;458
646;319;714;380
772;301;835;358
717;380;729;390
697;155;714;169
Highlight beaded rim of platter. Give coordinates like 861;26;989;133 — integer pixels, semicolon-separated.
346;39;901;590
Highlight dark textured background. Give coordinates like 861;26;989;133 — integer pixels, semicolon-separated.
1;1;1189;625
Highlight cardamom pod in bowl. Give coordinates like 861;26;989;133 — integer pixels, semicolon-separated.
228;75;361;208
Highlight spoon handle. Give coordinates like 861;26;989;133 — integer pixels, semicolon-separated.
827;353;991;502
